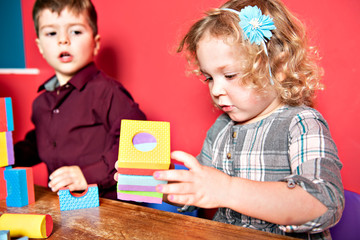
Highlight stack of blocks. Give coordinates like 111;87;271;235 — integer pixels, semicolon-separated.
0;97;35;207
0;97;14;168
117;120;170;204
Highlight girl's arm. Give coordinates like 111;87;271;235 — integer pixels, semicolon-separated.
154;150;327;226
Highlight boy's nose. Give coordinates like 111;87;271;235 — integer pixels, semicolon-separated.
58;34;70;45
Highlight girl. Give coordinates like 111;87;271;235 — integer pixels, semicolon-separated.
152;0;343;239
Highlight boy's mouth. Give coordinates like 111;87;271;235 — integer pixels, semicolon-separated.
59;52;73;63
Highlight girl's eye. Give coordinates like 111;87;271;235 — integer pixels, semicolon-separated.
200;74;212;83
225;74;237;79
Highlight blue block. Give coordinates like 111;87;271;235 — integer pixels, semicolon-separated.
4;169;28;207
0;230;10;240
4;98;13;132
59;184;99;211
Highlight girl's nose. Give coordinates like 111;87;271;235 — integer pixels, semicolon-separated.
210;79;226;96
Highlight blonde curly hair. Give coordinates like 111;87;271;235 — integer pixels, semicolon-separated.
178;0;323;107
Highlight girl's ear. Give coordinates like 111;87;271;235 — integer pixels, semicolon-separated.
93;34;101;56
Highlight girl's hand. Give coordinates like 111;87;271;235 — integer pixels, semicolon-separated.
114;161;119;181
48;166;87;192
153;151;231;209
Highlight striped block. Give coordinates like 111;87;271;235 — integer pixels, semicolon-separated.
0;131;14;167
58;184;99;211
0;98;14;132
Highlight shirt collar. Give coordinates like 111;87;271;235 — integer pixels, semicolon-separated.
38;62;99;92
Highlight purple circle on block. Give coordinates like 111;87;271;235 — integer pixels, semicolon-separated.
132;132;157;152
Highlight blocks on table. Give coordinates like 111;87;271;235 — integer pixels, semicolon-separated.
117;120;171;204
0;97;14;168
4;167;35;207
58;184;100;211
0;213;53;238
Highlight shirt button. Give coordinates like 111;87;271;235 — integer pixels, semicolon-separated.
227;153;231;159
232;132;237;138
53;109;60;114
52;141;56;147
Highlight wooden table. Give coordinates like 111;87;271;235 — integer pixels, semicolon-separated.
0;185;295;239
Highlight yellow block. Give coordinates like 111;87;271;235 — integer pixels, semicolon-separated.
118;120;170;169
0;213;53;238
0;132;8;167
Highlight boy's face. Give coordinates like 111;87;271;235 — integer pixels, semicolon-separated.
36;7;100;85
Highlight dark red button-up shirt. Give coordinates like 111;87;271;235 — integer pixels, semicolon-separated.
32;63;146;199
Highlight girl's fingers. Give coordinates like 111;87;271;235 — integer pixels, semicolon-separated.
171;151;201;171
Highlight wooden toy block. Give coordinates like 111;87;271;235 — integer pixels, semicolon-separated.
0;98;14;132
3;167;34;207
0;131;14;167
0;213;53;238
117;190;163;204
0;230;9;240
117;120;170;170
58;184;99;211
0;168;6;200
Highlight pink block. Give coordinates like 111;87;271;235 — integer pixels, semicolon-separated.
117;192;162;204
117;185;156;192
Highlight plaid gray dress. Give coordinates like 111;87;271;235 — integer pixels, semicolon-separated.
197;105;344;240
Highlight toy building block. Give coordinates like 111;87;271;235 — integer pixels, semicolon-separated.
117;167;162;176
4;167;35;207
0;168;6;200
0;131;14;167
0;98;14;132
117;190;163;204
0;213;53;238
58;184;99;211
117;120;170;170
0;230;9;240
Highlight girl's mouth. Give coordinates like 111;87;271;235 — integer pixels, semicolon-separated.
220;105;234;112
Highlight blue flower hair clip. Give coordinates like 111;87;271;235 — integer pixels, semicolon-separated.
222;6;276;84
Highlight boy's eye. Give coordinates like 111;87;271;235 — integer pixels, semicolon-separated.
70;30;82;35
46;31;56;36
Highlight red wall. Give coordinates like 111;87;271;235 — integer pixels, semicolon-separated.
1;0;358;193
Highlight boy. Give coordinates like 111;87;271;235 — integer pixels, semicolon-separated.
14;0;146;200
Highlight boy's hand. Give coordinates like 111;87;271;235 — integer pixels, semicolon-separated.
153;151;231;209
48;166;88;192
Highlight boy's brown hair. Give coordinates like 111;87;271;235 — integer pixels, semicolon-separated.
33;0;98;37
